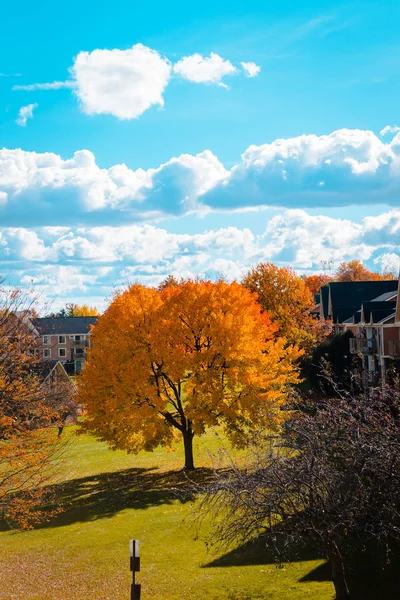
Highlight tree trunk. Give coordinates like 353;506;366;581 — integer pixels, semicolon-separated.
329;543;350;600
182;427;195;470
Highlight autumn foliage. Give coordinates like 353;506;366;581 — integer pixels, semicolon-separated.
334;260;395;282
243;263;326;354
66;303;100;316
302;274;332;295
79;281;302;469
0;285;74;528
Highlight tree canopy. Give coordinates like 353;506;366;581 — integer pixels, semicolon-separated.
66;303;100;316
302;274;332;295
334;260;395;282
0;283;74;528
79;280;302;469
242;262;325;354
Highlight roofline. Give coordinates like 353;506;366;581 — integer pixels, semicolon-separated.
42;361;76;385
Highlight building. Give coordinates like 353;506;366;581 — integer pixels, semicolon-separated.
31;316;98;374
319;279;400;387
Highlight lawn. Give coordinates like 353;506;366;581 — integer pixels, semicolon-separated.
0;429;363;599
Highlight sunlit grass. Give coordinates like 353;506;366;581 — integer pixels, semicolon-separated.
0;427;334;600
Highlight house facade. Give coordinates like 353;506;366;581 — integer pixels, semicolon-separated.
319;279;400;387
31;316;98;374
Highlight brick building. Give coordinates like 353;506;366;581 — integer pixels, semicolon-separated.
31;316;98;374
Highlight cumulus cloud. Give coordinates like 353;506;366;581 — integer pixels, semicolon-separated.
380;125;400;137
373;252;400;275
13;44;259;117
1;209;398;303
173;52;238;87
69;44;172;120
2;128;400;225
241;61;261;77
203;128;400;210
16;103;38;126
0;147;227;226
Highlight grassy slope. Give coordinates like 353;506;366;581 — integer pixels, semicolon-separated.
0;429;334;600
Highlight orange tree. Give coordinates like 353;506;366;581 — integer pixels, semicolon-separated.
79;281;302;469
243;262;326;354
302;274;332;295
0;285;72;528
334;260;395;282
66;303;100;316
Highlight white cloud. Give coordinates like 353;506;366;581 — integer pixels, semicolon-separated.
16;103;38;126
203;127;400;210
380;125;400;137
259;210;369;268
13;45;259;116
2;128;400;226
173;52;238;86
1;206;398;303
13;81;75;91
20;265;100;293
0;147;226;225
1;208;398;275
373;252;400;275
241;61;261;77
69;43;171;119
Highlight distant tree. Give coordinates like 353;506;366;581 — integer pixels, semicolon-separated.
66;303;100;317
302;274;332;295
334;260;395;282
201;388;400;600
243;263;326;354
0;282;73;528
44;308;68;318
79;281;302;470
157;274;181;291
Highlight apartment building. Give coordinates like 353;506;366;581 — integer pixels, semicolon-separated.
319;279;400;387
31;316;98;374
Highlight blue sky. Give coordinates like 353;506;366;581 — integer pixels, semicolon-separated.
1;0;399;308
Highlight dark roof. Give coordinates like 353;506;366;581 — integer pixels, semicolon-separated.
32;316;98;335
371;309;396;323
328;280;399;324
320;285;330;319
361;300;396;323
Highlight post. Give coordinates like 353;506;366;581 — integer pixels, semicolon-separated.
130;540;141;600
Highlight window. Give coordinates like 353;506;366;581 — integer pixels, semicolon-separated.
43;335;51;345
59;348;66;358
43;348;51;359
58;335;66;344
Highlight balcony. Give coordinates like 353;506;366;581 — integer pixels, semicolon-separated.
388;340;400;357
362;371;380;387
71;339;89;347
71;350;86;361
349;338;377;355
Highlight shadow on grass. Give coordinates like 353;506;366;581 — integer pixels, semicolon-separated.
205;536;400;600
204;536;325;568
0;466;214;531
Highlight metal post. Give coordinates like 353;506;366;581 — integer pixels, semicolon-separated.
130;540;141;600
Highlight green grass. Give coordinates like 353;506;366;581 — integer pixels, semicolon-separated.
0;429;342;599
